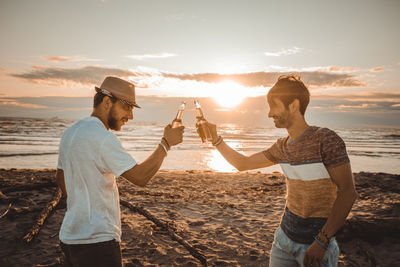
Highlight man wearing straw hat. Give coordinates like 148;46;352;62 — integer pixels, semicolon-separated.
55;76;184;267
205;75;357;267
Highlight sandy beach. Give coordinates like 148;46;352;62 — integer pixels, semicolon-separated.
0;169;399;266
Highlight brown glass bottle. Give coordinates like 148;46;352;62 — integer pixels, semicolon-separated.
172;102;185;128
194;100;212;142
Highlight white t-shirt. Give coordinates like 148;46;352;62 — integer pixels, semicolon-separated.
57;116;136;244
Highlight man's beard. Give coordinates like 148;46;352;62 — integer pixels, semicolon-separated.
107;106;121;131
273;111;293;129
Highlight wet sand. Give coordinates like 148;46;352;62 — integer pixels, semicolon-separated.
0;169;399;266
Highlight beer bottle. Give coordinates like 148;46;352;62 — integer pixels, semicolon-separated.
172;102;185;128
194;100;212;142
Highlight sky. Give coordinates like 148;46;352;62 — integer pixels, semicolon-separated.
0;0;399;126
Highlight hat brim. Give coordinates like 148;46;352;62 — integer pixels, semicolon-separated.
95;87;141;108
131;103;141;108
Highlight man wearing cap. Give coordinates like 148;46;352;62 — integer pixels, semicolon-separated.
55;76;184;267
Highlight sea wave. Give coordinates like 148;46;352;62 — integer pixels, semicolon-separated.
0;152;58;157
382;134;400;139
0;117;399;172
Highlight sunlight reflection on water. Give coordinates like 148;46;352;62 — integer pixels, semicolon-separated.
0;117;399;173
206;141;243;172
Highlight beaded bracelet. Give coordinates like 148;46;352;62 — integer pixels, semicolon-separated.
314;236;328;250
212;136;223;146
159;142;168;155
162;137;170;150
317;231;330;247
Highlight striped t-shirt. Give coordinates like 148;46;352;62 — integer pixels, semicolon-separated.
263;126;349;244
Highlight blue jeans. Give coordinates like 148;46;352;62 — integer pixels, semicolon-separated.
269;227;339;267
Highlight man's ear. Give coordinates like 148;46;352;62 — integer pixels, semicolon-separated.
289;99;300;114
102;96;113;110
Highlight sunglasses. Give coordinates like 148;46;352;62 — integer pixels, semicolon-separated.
97;88;134;108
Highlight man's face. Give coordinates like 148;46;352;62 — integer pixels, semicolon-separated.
267;97;293;129
107;100;134;131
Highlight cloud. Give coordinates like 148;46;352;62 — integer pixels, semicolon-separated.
162;71;366;88
264;47;301;57
336;103;378;109
324;101;400;114
0;99;47;109
45;56;70;62
43;56;102;62
370;66;385;72
10;65;367;90
326;66;360;72
126;53;177;60
267;65;360;73
10;65;136;86
313;91;400;102
310;96;400;115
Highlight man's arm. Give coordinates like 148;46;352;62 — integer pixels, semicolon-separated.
304;162;357;266
322;162;358;237
121;143;167;187
122;125;184;187
207;122;275;171
215;141;275;171
55;168;67;198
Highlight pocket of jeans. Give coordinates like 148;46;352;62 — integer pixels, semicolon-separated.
273;227;290;251
322;239;339;266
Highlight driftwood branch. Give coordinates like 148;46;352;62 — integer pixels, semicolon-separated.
0;203;12;219
22;188;62;244
120;199;208;266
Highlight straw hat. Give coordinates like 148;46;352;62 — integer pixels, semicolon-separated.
95;76;141;108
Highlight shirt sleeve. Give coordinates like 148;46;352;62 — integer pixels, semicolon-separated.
320;129;350;168
100;133;137;178
263;138;285;164
57;136;63;169
57;154;63;169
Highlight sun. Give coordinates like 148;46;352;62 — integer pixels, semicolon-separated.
213;80;246;108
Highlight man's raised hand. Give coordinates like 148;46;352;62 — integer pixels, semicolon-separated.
163;124;184;147
205;122;219;143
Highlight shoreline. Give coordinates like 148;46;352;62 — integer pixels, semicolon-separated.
0;169;399;266
2;168;400;176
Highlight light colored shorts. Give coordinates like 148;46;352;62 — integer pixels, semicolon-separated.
269;226;339;267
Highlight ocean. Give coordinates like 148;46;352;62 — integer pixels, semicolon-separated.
0;117;399;174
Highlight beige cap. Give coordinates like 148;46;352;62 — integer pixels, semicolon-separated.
95;76;141;108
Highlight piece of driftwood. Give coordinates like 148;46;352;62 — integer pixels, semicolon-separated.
1;182;56;194
0;203;12;219
120;199;208;266
22;188;62;244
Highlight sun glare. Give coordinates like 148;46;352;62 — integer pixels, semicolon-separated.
206;141;242;172
213;81;247;108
